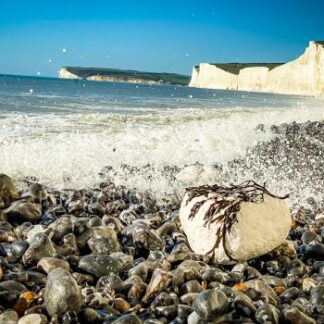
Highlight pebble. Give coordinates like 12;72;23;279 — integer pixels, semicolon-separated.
4;200;42;223
255;303;280;324
192;289;228;320
233;293;256;317
291;297;314;316
22;232;56;266
310;286;324;314
0;310;19;324
279;287;300;302
302;277;317;293
13;291;37;316
0;280;27;303
110;314;142;324
244;279;279;305
305;243;324;260
37;257;70;274
0;174;18;208
187;311;203;324
79;253;133;278
44;268;82;317
142;268;171;303
286;260;308;277
301;230;321;245
282;306;316;324
17;314;48;324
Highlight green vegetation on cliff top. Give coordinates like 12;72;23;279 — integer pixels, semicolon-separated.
63;66;190;86
194;63;284;75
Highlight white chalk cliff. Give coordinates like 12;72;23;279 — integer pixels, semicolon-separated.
58;68;80;79
189;41;324;96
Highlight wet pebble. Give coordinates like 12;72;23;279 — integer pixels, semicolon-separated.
79;253;133;278
302;230;321;245
17;313;48;324
302;277;317;293
22;233;56;266
279;287;300;302
305;243;324;260
37;257;70;274
109;313;142;324
255;303;280;324
283;306;316;324
233;293;256;317
44;268;82;317
0;174;18;208
192;289;228;320
4;200;42;223
0;310;19;323
291;297;314;316
310;286;324;314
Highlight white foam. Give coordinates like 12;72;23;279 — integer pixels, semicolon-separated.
0;103;324;204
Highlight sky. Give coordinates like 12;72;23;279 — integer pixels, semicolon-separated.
0;0;324;77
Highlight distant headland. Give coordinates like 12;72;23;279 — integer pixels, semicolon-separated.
58;67;190;86
189;41;324;96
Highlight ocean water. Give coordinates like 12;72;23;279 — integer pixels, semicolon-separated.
1;74;324;207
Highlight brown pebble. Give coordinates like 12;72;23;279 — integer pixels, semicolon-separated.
112;298;131;313
274;286;286;294
13;291;37;316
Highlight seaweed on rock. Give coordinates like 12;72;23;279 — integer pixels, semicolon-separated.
185;180;289;261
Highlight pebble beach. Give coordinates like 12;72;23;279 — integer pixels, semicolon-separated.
0;120;323;323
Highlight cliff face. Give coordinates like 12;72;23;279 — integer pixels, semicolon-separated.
58;68;80;79
87;75;161;84
189;41;324;96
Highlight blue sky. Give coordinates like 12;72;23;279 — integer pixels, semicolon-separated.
0;0;323;76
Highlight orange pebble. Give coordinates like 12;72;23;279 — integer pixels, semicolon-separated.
291;219;297;229
310;227;318;234
0;268;2;281
274;286;286;294
113;298;131;313
13;291;37;316
232;283;248;291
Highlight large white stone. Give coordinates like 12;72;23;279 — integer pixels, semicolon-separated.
180;192;291;264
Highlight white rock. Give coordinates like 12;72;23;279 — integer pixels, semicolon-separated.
0;310;18;324
176;164;221;187
18;314;48;324
187;311;203;324
180;192;291;264
25;225;47;243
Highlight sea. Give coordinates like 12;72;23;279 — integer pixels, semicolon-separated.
1;74;324;208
